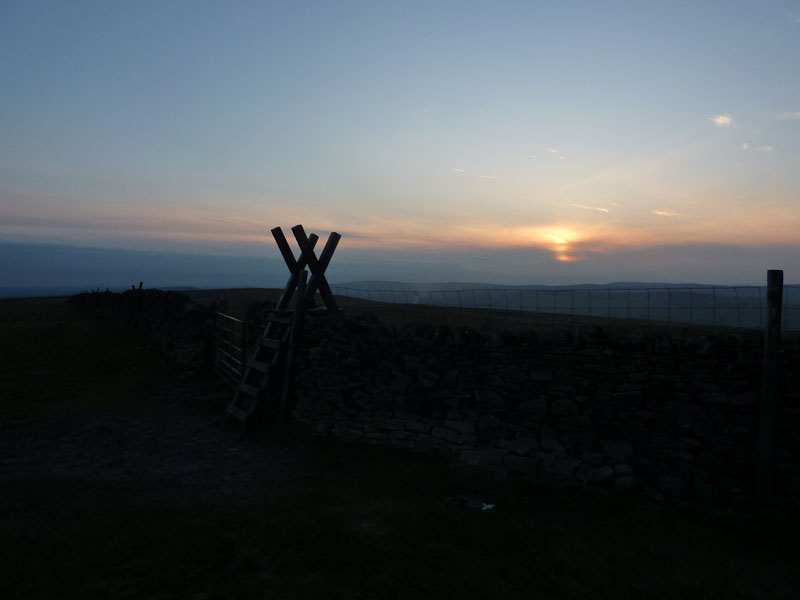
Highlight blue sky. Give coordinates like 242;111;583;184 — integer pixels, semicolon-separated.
1;1;799;287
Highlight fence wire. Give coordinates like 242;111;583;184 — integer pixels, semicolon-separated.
330;285;800;332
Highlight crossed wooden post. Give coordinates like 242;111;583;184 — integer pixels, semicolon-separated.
271;225;341;312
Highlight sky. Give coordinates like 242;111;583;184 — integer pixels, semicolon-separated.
1;0;799;288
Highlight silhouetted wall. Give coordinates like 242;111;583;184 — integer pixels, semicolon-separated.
69;289;212;368
291;313;800;500
71;290;800;500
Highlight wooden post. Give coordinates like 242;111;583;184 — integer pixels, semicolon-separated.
758;269;783;500
280;269;307;423
291;224;341;312
271;227;319;310
241;321;247;381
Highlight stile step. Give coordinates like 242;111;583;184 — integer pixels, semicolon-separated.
226;404;248;422
267;315;292;325
249;360;269;373
238;382;259;397
259;338;282;350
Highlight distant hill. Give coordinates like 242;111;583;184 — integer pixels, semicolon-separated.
0;286;100;298
332;280;720;291
0;285;206;299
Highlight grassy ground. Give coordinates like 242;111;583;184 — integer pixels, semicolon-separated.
0;297;181;425
1;297;799;599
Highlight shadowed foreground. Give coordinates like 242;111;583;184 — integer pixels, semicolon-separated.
1;297;798;599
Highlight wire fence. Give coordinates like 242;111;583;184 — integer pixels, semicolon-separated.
330;285;800;332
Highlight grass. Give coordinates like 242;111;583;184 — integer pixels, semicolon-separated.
1;296;799;599
0;297;181;425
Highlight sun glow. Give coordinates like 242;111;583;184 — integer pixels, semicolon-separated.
540;228;582;262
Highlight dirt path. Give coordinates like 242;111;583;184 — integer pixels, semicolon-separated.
0;374;315;506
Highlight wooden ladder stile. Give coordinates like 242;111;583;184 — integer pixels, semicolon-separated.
224;225;340;429
225;309;293;425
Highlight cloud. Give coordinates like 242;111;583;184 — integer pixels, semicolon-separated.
547;147;558;153
755;145;773;152
710;114;732;127
480;175;496;179
741;142;749;151
453;168;465;172
777;111;800;120
530;155;537;159
571;204;609;213
653;209;678;217
559;156;565;160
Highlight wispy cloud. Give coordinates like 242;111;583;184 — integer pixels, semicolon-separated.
480;175;496;179
214;215;270;230
755;145;773;152
559;156;566;160
653;209;679;217
710;114;733;127
741;142;749;151
777;111;800;120
530;155;537;159
453;168;465;172
547;147;558;153
571;204;609;213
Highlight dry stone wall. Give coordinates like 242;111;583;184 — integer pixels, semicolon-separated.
69;289;212;368
292;313;800;500
70;290;800;500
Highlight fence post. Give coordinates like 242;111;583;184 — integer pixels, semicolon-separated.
758;269;783;500
280;269;307;424
241;321;248;380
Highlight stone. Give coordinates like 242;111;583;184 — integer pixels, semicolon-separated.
591;465;615;483
558;417;593;433
651;433;692;449
389;373;411;392
432;426;458;442
550;398;579;416
581;451;603;467
461;448;505;467
497;365;526;383
539;455;581;481
728;392;757;406
405;420;431;433
574;462;594;485
698;392;727;404
693;479;721;500
496;438;513;450
599;439;633;463
664;401;702;417
512;436;537;456
614;476;636;489
518;398;547;414
613;464;634;476
561;432;595;448
655;472;690;497
504;455;540;477
418;370;438;389
609;390;643;409
444;420;475;435
540;429;564;453
476;390;504;408
530;370;554;382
